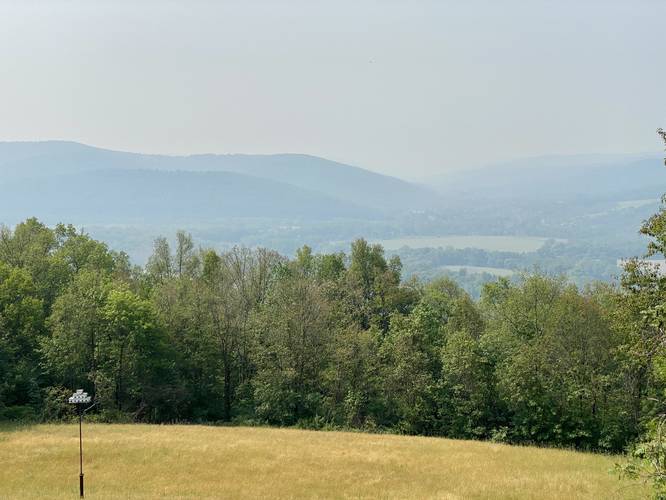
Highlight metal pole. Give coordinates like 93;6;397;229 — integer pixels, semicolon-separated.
79;412;84;498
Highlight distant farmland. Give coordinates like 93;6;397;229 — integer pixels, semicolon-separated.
0;424;645;499
439;264;515;277
374;235;565;253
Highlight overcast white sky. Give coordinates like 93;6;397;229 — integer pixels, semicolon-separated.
0;0;664;178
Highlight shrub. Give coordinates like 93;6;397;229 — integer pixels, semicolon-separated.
1;405;37;422
617;416;666;499
41;386;76;422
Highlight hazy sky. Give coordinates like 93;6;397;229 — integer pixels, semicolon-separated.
1;0;664;178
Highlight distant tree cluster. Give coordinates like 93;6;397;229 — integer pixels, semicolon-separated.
1;212;666;454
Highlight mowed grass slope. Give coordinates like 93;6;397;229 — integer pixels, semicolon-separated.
0;424;646;499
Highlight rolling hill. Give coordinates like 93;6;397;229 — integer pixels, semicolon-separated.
0;141;442;224
426;152;665;203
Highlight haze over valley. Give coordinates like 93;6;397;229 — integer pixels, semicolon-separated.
2;141;663;295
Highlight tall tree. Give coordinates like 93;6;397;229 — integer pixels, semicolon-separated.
252;267;332;425
42;270;111;398
0;262;44;416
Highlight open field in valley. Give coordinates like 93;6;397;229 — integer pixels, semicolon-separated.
374;235;565;253
0;424;647;499
439;265;515;277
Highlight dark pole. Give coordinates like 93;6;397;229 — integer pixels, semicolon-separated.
79;410;84;498
69;390;92;497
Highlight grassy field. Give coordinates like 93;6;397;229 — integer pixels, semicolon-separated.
0;424;646;499
374;236;565;253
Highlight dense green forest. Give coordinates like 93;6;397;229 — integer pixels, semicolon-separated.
1;191;665;457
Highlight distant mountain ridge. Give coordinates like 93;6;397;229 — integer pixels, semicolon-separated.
0;141;441;224
3;141;663;230
426;152;665;203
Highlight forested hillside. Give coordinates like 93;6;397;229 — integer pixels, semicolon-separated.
0;169;376;223
2;192;665;456
0;141;441;218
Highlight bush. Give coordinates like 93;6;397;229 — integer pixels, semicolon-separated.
295;415;329;430
490;427;509;443
41;386;76;422
1;405;37;422
617;416;666;499
86;409;134;424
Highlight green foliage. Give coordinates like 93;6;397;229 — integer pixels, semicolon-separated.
0;261;44;414
40;386;76;421
252;270;332;424
323;326;381;427
0;218;659;459
0;405;37;422
615;130;666;498
42;270;111;393
482;275;630;449
618;416;666;499
441;330;497;438
379;306;442;434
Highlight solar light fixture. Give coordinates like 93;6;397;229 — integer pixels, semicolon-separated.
68;389;94;498
69;389;91;405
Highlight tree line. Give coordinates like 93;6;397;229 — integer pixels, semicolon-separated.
1;200;665;456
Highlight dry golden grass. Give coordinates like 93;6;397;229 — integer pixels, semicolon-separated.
0;424;647;499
